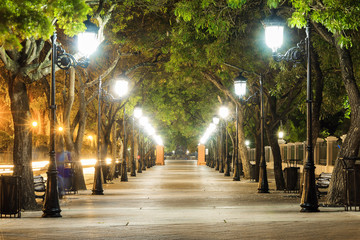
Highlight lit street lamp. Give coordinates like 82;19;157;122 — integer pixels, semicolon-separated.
92;76;129;194
257;74;269;193
233;73;247;181
219;105;229;174
134;107;143;173
131;106;142;176
263;10;318;211
212;116;220;170
233;72;268;191
139;116;149;170
114;76;130;182
43;19;100;218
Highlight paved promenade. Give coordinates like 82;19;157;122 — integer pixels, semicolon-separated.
1;159;360;239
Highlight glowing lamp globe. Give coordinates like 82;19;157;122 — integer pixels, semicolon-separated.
234;73;247;97
263;10;286;52
78;18;100;57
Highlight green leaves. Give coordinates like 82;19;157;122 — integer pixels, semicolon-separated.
0;0;91;49
268;0;360;48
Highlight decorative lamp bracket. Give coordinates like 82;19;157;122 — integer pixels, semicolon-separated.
56;45;90;70
272;40;305;63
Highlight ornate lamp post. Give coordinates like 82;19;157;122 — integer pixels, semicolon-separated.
144;123;156;168
92;76;129;193
113;77;130;182
233;73;247;181
212;116;220;169
218;106;229;175
139;116;149;170
257;74;269;193
263;10;318;211
43;19;100;218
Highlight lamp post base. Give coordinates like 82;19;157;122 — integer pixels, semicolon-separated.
300;203;319;212
258;188;270;193
121;161;128;182
42;211;61;218
92;190;104;195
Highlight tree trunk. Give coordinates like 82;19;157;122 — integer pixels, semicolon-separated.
63;68;86;190
108;122;117;181
327;40;360;204
8;75;37;210
238;105;251;179
266;126;285;190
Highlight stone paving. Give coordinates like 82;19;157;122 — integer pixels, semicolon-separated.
1;159;360;240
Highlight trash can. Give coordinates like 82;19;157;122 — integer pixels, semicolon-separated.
64;162;76;194
284;167;300;192
0;176;21;218
250;163;256;181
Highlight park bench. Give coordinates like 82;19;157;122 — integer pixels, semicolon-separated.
316;172;332;198
34;175;46;201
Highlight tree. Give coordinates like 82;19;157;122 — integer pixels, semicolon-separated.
0;0;91;209
268;0;360;205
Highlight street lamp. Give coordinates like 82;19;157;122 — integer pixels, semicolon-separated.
114;76;130;182
92;76;129;194
140;116;149;170
263;10;318;211
219;106;229;174
43;19;100;218
134;107;142;173
278;131;284;139
211;116;220;169
233;73;247;181
257;74;269;193
130;107;141;176
144;123;156;168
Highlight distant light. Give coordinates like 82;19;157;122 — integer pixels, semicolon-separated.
58;126;64;132
32;121;38;127
134;107;142;119
209;123;216;133
105;158;112;165
213;116;220;125
154;135;163;145
139;116;149;126
87;135;94;141
219;106;229;119
278;131;284;139
245;140;250;147
145;125;156;136
114;77;129;97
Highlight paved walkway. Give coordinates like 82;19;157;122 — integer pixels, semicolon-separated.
1;159;360;239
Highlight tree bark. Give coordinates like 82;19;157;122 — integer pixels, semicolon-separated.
63;68;86;190
108;121;117;181
266;125;285;190
8;75;37;210
238;104;251;179
327;38;360;204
